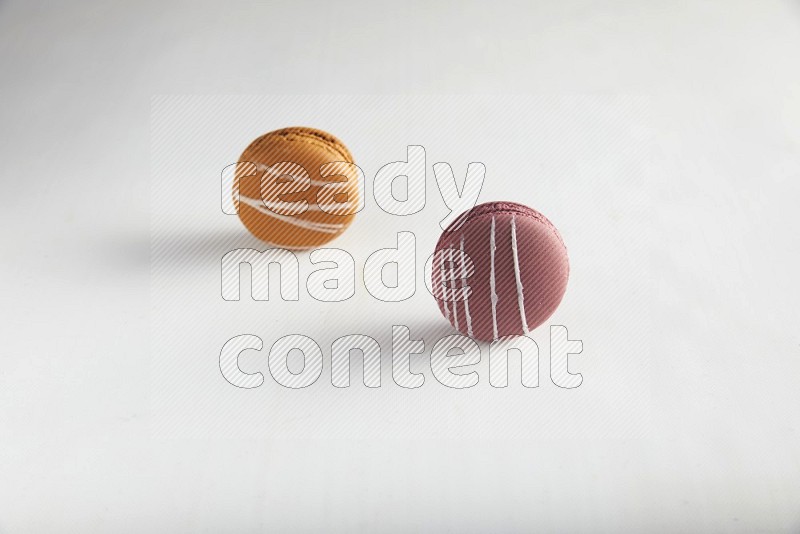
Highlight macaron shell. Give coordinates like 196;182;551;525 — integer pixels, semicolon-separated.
433;202;569;341
235;127;359;249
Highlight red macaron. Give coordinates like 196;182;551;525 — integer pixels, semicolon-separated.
432;201;569;341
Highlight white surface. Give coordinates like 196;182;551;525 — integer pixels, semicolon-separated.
150;95;650;440
1;1;799;532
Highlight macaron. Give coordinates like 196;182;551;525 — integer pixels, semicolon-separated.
235;127;360;249
432;201;569;341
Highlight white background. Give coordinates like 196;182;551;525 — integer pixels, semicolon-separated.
1;1;799;532
151;95;650;440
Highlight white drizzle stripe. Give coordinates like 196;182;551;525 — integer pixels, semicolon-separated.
238;196;346;234
240;194;356;213
490;216;499;340
450;247;459;332
510;216;529;334
460;235;473;338
440;252;450;320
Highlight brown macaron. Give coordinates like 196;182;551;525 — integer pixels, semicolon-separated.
235;127;360;249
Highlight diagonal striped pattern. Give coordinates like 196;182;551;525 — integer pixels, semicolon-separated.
430;334;481;388
510;215;529;335
330;334;382;388
390;325;425;388
459;235;474;338
490;215;499;339
267;335;324;389
432;202;569;342
235;127;361;249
